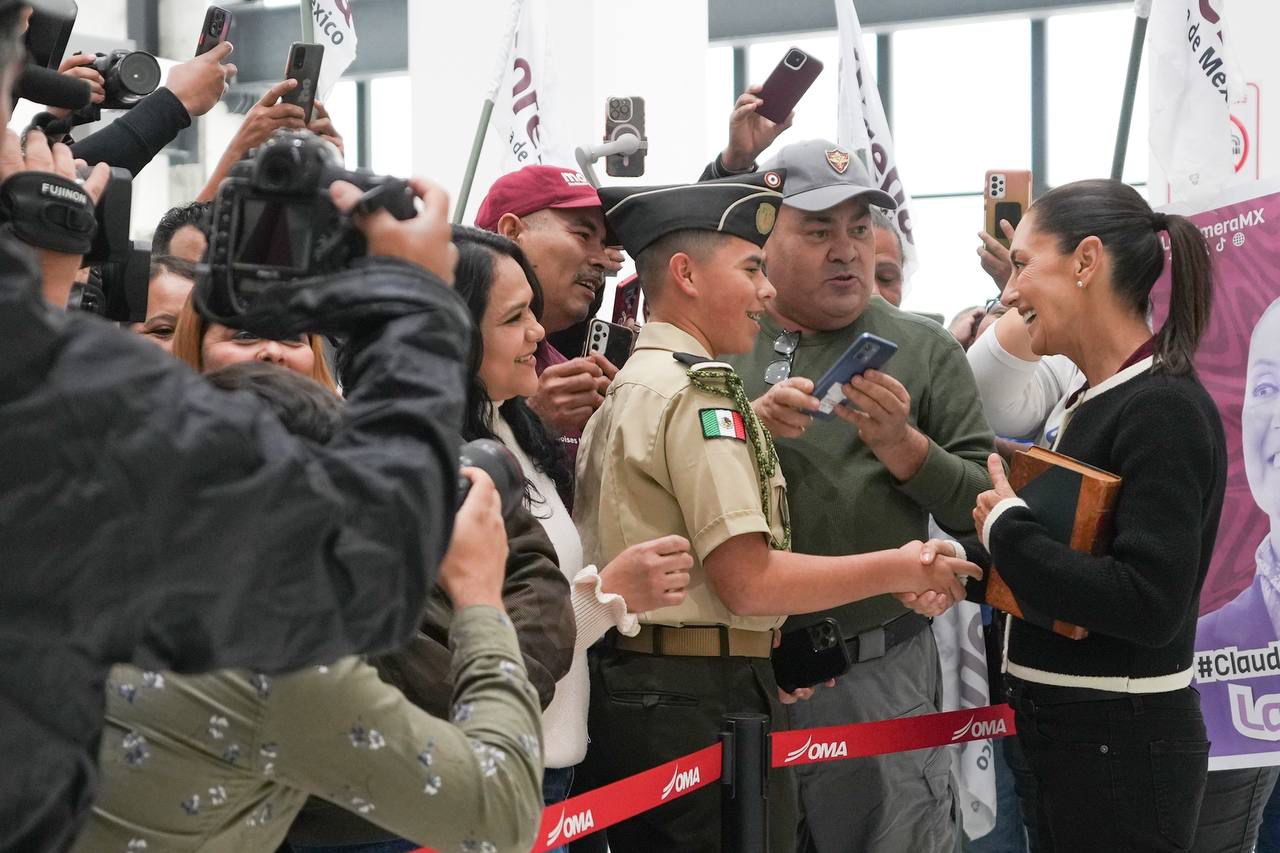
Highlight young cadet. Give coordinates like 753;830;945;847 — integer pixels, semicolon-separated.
573;171;980;853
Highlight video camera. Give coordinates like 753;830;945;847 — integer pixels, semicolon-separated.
200;129;416;320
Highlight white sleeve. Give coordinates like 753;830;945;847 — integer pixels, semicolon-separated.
568;566;639;654
967;329;1073;440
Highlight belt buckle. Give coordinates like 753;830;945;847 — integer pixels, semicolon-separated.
853;626;885;662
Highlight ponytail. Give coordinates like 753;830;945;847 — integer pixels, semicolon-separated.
1155;214;1213;375
1030;179;1214;376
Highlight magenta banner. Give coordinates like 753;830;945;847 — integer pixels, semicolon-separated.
1154;181;1280;768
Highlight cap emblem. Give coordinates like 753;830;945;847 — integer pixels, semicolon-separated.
763;170;782;189
756;202;777;235
825;148;851;175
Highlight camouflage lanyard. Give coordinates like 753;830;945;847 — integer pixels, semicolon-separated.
687;366;792;551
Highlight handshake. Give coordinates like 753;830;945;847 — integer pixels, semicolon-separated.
894;538;981;618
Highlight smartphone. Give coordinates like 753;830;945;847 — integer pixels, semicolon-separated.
984;170;1031;249
811;332;898;420
582;319;637;369
772;618;852;693
756;47;824;125
282;42;324;123
196;6;233;57
604;96;646;178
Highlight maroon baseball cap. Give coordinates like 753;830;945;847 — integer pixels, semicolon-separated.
475;165;605;231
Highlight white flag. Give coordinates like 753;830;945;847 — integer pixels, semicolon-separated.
835;0;918;278
309;0;358;102
489;0;568;172
1146;0;1241;204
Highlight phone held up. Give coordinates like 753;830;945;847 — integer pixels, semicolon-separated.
772;618;852;693
283;42;325;124
756;47;824;125
604;96;646;178
984;169;1031;249
582;319;637;370
196;6;233;57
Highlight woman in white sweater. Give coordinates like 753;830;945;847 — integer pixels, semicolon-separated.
451;226;693;849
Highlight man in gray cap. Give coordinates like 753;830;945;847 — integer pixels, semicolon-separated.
705;128;995;852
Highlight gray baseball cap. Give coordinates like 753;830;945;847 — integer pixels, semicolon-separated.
0;0;77;18
763;139;898;213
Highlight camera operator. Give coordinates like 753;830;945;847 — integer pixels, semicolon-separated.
197;81;341;203
0;3;474;848
38;42;236;177
72;364;544;853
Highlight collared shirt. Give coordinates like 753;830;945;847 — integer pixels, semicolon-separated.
574;322;788;632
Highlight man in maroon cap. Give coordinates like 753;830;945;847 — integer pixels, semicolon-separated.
476;165;621;492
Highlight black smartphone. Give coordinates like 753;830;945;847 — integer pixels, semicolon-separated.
605;96;646;178
756;47;824;125
196;6;233;57
772;618;852;693
282;42;324;123
582;318;637;369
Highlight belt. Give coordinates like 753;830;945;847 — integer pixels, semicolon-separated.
614;625;775;659
844;611;931;663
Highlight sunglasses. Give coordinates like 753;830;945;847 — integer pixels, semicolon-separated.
764;329;800;385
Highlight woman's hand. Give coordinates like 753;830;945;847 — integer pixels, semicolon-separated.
599;534;693;613
973;453;1017;540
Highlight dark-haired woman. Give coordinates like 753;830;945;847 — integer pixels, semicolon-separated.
968;179;1225;852
447;227;694;850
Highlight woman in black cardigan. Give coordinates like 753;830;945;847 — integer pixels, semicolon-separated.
971;179;1224;852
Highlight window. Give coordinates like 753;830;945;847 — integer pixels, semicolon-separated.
326;80;360;170
1047;8;1148;187
890;18;1030;318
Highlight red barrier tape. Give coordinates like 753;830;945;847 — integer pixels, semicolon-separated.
772;703;1016;768
411;703;1015;853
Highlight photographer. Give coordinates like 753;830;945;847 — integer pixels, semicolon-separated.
197;81;341;203
73;364;544;853
42;42;236;177
0;3;474;848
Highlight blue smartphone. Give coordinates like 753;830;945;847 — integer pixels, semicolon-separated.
811;333;898;419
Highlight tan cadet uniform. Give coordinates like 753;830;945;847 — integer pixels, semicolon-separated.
70;607;543;853
574;321;797;853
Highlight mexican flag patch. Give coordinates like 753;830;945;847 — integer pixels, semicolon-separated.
700;408;746;441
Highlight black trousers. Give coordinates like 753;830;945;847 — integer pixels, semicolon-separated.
572;644;797;853
1007;679;1209;852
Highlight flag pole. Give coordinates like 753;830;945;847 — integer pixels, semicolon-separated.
300;1;315;42
1111;12;1149;180
453;0;525;224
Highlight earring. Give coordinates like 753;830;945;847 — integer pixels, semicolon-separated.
1076;280;1085;289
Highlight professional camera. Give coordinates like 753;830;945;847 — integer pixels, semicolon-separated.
91;49;162;110
200;129;416;319
457;439;524;520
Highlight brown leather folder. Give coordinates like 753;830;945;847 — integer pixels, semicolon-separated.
986;446;1121;640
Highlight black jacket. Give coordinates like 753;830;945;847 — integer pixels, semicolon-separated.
69;87;191;177
0;236;473;852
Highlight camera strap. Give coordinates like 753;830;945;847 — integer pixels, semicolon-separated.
0;171;97;255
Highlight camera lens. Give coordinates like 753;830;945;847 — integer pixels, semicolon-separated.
785;49;806;70
116;52;162;97
293;50;306;70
